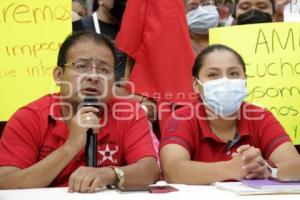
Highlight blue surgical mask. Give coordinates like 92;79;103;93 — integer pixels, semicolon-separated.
196;78;247;117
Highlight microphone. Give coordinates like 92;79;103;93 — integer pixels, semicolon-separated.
224;133;241;154
83;96;99;167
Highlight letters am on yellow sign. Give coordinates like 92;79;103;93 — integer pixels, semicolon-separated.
0;0;71;121
210;22;300;144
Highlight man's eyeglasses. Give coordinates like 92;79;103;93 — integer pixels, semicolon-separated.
64;58;114;75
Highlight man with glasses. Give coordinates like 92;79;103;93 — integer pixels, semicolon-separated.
0;32;160;192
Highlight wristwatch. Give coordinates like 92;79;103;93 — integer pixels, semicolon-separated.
111;166;125;189
141;104;148;114
266;162;278;178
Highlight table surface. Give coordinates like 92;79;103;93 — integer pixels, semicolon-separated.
1;184;300;200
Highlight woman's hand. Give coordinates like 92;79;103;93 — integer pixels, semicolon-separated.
228;152;248;180
236;145;270;179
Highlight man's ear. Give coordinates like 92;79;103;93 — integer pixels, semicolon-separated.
53;66;63;86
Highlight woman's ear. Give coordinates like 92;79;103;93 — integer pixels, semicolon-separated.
53;66;63;86
192;77;202;94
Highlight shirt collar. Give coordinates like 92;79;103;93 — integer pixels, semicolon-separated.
196;102;250;142
48;94;68;140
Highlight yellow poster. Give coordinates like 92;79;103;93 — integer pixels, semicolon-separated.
0;0;72;121
210;22;300;144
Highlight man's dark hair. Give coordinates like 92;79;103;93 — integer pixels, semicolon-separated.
57;31;117;69
192;44;246;78
232;0;275;18
92;0;99;12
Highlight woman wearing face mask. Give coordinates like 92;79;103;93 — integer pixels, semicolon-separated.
159;44;300;184
233;0;275;25
185;0;220;54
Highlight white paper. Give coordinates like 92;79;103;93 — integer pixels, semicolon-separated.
214;182;300;195
284;0;300;22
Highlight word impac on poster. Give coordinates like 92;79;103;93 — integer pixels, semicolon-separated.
0;0;72;121
210;22;300;144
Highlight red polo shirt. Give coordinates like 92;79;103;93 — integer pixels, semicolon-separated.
0;94;157;186
160;102;291;162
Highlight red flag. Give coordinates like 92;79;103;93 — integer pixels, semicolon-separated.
116;0;196;103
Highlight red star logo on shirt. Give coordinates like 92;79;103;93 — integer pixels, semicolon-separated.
97;144;119;165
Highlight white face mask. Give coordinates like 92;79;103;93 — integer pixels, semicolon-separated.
219;15;234;27
186;5;219;34
196;78;247;117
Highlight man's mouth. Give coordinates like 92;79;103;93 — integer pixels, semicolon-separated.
81;87;101;96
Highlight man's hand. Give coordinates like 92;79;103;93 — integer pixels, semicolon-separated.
65;106;99;151
68;166;116;193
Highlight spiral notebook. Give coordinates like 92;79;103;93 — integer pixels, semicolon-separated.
215;181;300;195
242;179;300;190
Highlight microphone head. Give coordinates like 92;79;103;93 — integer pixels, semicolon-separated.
83;96;99;109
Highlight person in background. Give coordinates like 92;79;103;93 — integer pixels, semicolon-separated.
73;0;127;82
72;0;88;19
274;0;291;21
0;32;160;192
217;0;235;26
160;44;300;184
184;0;219;54
72;11;82;22
233;0;275;24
